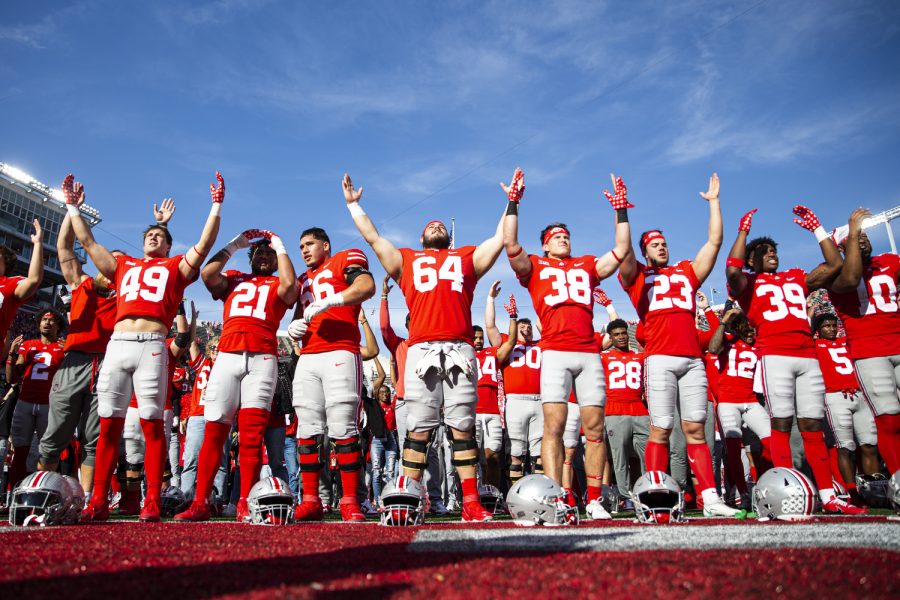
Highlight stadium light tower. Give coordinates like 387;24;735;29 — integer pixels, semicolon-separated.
831;205;900;253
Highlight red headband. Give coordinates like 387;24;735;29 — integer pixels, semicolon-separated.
641;230;665;250
542;226;569;246
423;220;445;236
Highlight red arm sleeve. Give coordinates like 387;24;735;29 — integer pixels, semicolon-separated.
380;297;402;355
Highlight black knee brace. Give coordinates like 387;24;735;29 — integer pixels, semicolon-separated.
447;429;479;468
297;435;324;473
532;457;544;474
402;429;435;471
124;461;144;485
332;437;363;472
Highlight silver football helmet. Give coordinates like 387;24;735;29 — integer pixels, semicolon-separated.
479;484;507;515
380;476;427;526
856;473;890;508
9;471;72;527
632;471;685;524
889;469;900;512
160;486;188;517
753;467;817;521
60;475;85;524
506;474;578;526
247;476;294;525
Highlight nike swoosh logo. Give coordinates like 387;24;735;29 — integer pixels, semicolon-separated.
335;363;345;367
263;357;273;360
152;352;162;357
688;456;696;464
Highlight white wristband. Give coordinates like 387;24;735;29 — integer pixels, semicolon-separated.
813;226;828;243
220;241;240;259
270;235;287;256
66;205;80;217
211;203;222;216
348;203;365;218
605;305;616;317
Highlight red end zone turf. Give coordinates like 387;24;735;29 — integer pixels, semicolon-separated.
2;520;898;599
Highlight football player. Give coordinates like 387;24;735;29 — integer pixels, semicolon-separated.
177;229;297;522
286;226;375;522
67;171;223;522
0;221;43;348
504;169;630;520
726;204;864;513
828;208;900;474
345;172;505;522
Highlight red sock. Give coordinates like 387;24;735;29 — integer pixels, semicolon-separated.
194;421;231;503
828;447;845;486
7;446;30;491
586;478;602;503
110;475;121;495
758;437;774;475
770;429;793;468
297;437;322;502
237;408;269;499
140;418;166;502
875;414;900;473
335;436;361;504
91;416;125;505
724;438;748;494
687;443;716;492
801;431;833;492
645;440;669;472
460;476;478;502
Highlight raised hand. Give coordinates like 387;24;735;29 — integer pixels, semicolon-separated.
241;229;274;242
210;171;225;204
592;287;611;307
9;334;23;355
30;219;42;245
738;208;757;233
154;198;176;224
342;173;363;205
382;274;394;296
847;207;871;237
696;290;709;310
288;319;308;341
62;173;85;207
500;168;525;204
190;300;199;321
504;294;518;318
488;280;501;299
792;205;821;232
603;174;634;210
699;173;720;202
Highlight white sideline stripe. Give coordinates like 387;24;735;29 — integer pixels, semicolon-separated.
410;523;900;553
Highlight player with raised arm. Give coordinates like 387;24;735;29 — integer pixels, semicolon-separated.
176;229;297;522
828;208;900;474
345;172;504;522
619;173;743;517
0;221;44;346
285;226;375;522
65;171;223;522
504;169;630;520
726;204;864;513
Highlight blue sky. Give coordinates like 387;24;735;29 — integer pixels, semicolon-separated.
3;0;900;335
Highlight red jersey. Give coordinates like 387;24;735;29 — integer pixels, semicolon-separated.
815;338;858;393
704;352;720;402
65;277;117;353
18;339;65;404
734;268;814;358
380;298;409;398
114;255;193;326
0;276;26;336
601;349;647;416
716;339;759;404
500;334;542;395
189;356;214;418
399;246;477;345
476;347;500;414
829;254;900;360
173;367;189;395
620;260;701;357
218;271;290;354
522;254;600;352
382;402;397;432
299;249;368;354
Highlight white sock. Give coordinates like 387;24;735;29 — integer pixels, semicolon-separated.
701;488;721;506
819;488;836;503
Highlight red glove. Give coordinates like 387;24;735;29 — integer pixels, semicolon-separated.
242;229;274;241
61;173;84;206
603;176;634;210
507;169;525;203
593;288;611;307
210;171;225;203
792;205;821;231
504;294;518;318
738;208;757;233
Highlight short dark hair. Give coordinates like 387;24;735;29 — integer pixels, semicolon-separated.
37;308;68;333
638;229;664;255
811;312;838;333
300;227;330;245
472;325;484;334
746;236;778;264
248;239;272;262
0;245;16;273
727;312;750;334
143;224;173;247
517;318;532;326
607;318;629;333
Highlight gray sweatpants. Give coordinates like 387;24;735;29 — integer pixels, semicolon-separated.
605;414;649;498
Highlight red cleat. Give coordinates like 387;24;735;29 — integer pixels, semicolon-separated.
118;490;141;516
175;500;212;522
339;502;366;522
80;501;110;523
822;497;868;515
294;499;324;522
462;499;493;522
236;498;250;523
140;497;161;522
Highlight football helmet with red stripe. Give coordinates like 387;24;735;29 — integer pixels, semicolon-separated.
247;476;294;525
380;476;427;526
9;471;73;527
632;470;685;524
752;467;816;521
506;474;578;526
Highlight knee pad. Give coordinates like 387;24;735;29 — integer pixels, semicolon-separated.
402;429;436;471
297;435;324;473
332;437;363;472
447;429;479;468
